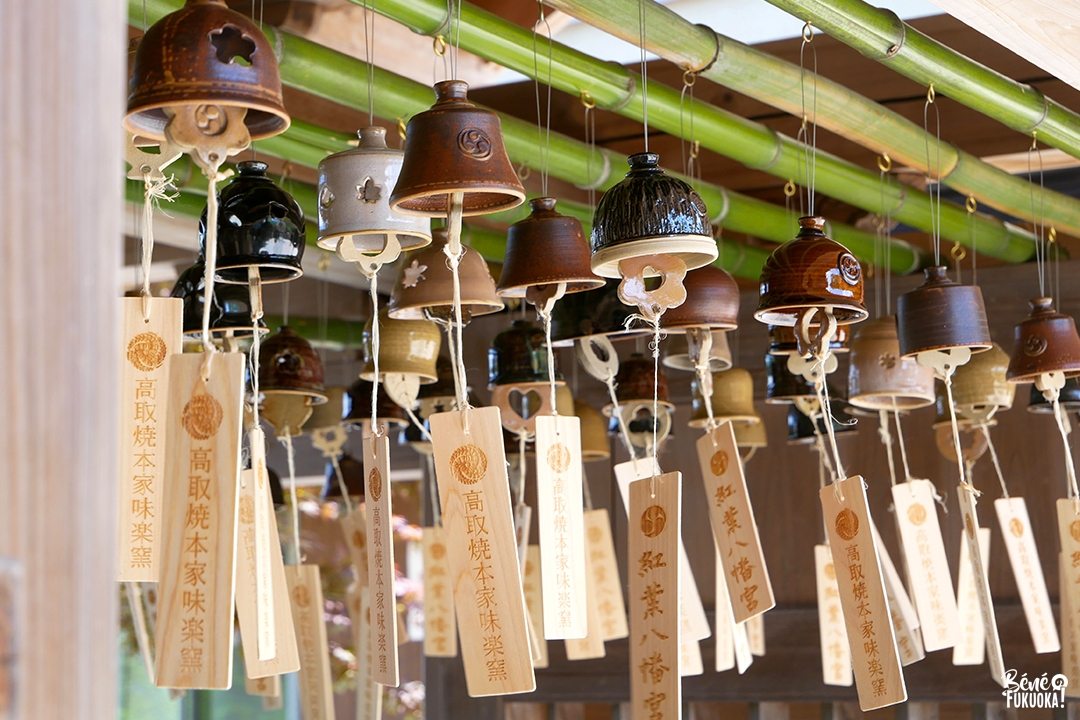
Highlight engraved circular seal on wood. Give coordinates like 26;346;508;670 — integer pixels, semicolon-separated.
546;442;572;474
1071;520;1080;543
835;508;859;542
587;526;602;543
368;467;383;502
182;393;223;440
430;542;446;560
709;450;728;476
824;563;836;580
127;331;167;372
239;495;255;524
449;444;487;485
293;585;310;608
640;505;667;538
1009;517;1024;538
352;530;365;549
907;502;927;526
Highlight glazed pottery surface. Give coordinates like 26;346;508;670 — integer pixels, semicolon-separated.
498;197;604;297
388;229;504;321
847;316;935;410
662;330;733;372
659;264;740;331
1007;297;1080;383
897;265;991;357
259;326;327;403
360;309;441;384
689;367;759;428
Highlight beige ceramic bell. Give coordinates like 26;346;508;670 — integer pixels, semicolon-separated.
951;342;1015;419
662;330;733;372
689;367;760;428
359;308;441;384
574;398;610;462
301;386;347;432
847;316;935;411
732;417;767;450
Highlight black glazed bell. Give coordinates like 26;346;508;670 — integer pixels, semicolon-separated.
172;259;267;338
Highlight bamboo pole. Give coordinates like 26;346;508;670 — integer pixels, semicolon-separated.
350;0;1035;263
542;0;1080;240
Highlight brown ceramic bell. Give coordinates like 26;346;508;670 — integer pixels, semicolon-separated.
359;309;441;384
497;197;604;298
387;229;504;322
574;398;610;462
488;320;562;388
847;316;935;410
1028;377;1080;413
606;353;673;412
755;216;868;327
390;80;524;217
1007;297;1080;383
662;330;733;372
689;367;759;428
548;279;652;346
732;417;767;450
768;324;849;355
952;342;1015;417
896;266;991;357
125;0;289;141
344;378;408;429
321;453;365;501
259;326;327;404
659;265;740;331
302;386;347;432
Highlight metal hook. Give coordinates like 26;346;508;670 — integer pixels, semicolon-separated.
966;196;977;213
926;83;935;104
802;21;814;43
580;90;595;109
877;153;892;173
433;34;447;56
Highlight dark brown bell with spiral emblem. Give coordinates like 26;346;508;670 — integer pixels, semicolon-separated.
1007;297;1080;383
390;80;524;217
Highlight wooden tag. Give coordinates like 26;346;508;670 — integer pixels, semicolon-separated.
995;497;1059;653
583;509;629;641
423;526;458;658
629;472;681;720
953;527;990;666
1056;500;1080;689
1060;553;1080;696
956;486;1006;686
881;547;926;667
680;638;703;677
815;544;853;687
348;584;384;720
245;674;281;698
696;424;775;622
564;545;606;661
891;480;958;651
118;296;183;581
615;460;710;642
535;415;588;639
248;429;276;660
522;546;549;669
429;407;535;696
747;614;765;657
820;477;907;710
364;433;399;686
235;468;300;679
733;617;753;674
714;542;753;675
515;505;533;574
155;351;244;689
340;510;369;584
285;564;335;720
124;582;155;681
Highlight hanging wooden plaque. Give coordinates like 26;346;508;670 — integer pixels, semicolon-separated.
995;497;1059;653
815;544;853;687
515;505;532;573
956;486;1006;686
714;543;753;674
245;674;281;698
629;472;681;720
820;477;907;710
1060;553;1080;696
891;480;958;652
347;584;384;720
365;433;399;686
535;415;588;639
615;460;710;642
340;510;369;585
155;352;244;689
429;407;535;696
747;614;765;657
247;429;276;660
881;548;925;667
953;527;990;666
583;509;629;641
523;546;549;669
680;638;703;677
423;526;458;658
564;546;606;661
1057;500;1080;689
696;424;774;623
118;297;183;581
285;564;335;720
125;582;155;682
235;468;300;679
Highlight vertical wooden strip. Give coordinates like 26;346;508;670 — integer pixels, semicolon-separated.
746;615;765;657
994;497;1059;653
348;584;385;720
429;407;535;696
1060;552;1080;696
245;674;282;698
714;547;735;672
820;477;907;710
881;547;925;667
815;544;853;687
249;429;276;660
629;472;681;720
680;638;704;677
155;352;244;689
365;433;399;686
523;546;550;669
953;527;990;666
423;526;458;658
696;425;775;622
584;509;629;641
956;487;1006;686
118;297;182;582
564;546;607;661
340;510;369;584
285;564;335;720
1057;501;1080;695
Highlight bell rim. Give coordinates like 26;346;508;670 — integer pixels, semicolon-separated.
581;449;612;462
214;262;303;284
603;400;677;416
589;236;718;278
260;387;329;405
847;392;936;411
122;100;290;143
386;299;504;320
358;369;439;385
660;319;739;332
316;229;433;254
662;355;733;372
183;325;268;340
496;276;607;298
344;415;409;428
389;187;526;218
1007;366;1080;384
899;340;993;359
688;413;759;429
754;302;869;327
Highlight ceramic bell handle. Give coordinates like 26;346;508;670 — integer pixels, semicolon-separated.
786;352;837;384
383;372;421;411
340;232;403;275
163;103;250;171
491;384;554;436
575;336;620;382
915;347;973;378
617;254;687;321
311;425;348;459
935;424;987;463
525;282;567;313
620;401;673;450
794;307;838;359
124;133;183;182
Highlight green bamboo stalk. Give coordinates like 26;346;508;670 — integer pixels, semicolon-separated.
353;0;1034;263
543;0;1080;241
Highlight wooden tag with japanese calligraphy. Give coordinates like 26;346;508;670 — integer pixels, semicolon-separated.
118;297;183;581
953;527;990;666
364;433;399;686
995;497;1059;653
747;614;765;657
248;432;276;660
235;469;300;679
680;638;703;676
714;542;753;675
348;584;384;720
697;424;774;623
515;505;532;573
155;351;244;689
535;415;588;639
423;526;458;658
871;523;924;667
340;510;369;584
815;544;852;687
820;477;907;710
583;509;629;641
629;472;681;720
285;564;335;720
523;546;549;669
564;547;606;661
892;480;957;652
1060;552;1080;695
1057;500;1080;686
429;407;535;696
956;487;1006;686
615;460;710;642
245;674;281;698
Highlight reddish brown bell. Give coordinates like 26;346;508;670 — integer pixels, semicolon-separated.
660;264;739;331
124;0;289;141
1007;297;1080;383
610;353;673;409
497;198;604;298
390;80;524;217
896;266;991;357
259;326;327;404
768;324;849;355
755;216;868;327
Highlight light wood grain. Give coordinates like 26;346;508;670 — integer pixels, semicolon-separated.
155;352;245;689
994;497;1058;653
583;509;629;641
347;584;385;720
523;546;550;669
423;526;458;658
957;487;1006;686
746;614;765;657
340;509;369;584
714;547;735;673
245;674;281;698
953;528;990;666
285;564;335;720
679;637;703;677
365;433;400;686
1060;553;1080;696
248;429;275;659
815;544;853;687
564;544;606;661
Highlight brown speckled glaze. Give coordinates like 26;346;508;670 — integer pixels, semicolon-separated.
259;326;327;403
498;197;604;297
1007;297;1080;382
614;353;671;406
388;229;503;322
896;265;991;357
660;265;740;330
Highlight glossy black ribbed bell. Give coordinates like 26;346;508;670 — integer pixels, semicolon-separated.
171;259;266;338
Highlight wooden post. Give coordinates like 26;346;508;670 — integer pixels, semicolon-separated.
0;0;124;717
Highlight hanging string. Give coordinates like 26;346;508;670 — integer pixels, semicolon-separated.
330;452;355;515
362;0;376;126
692;330;717;436
923;84;942;265
364;272;382;437
606;375;637;462
532;2;553;197
249;268;264;432
877;410;898;487
443;193;472;433
582;92;598;208
426;454;443;526
784;180;798;233
1028;133;1047;298
638;0;649;153
798;23;819;217
942;369;970;493
138;167;176;322
1051;227;1060;307
879;154;894;313
679;70;698;178
432;34;449;85
978;425;1010;499
515;431;529;515
199;167;232;379
535;287;566;416
581;463;595;511
282;427;302;564
1048;390;1080;508
891;403;915;483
